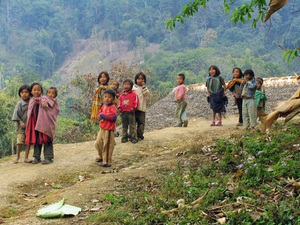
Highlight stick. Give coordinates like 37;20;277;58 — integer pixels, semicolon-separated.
273;177;300;196
191;189;209;205
11;132;13;155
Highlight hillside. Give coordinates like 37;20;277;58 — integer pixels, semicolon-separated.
0;115;241;224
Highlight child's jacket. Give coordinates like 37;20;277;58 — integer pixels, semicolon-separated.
91;85;117;123
132;84;149;112
255;88;268;110
118;91;139;112
12;99;28;134
98;103;117;130
175;84;187;100
26;96;60;139
240;79;257;98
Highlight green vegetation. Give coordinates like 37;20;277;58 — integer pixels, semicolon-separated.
165;0;300;63
88;123;300;224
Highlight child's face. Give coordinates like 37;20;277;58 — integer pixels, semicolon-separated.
233;69;241;78
123;82;132;92
136;75;145;86
31;85;42;97
256;80;262;90
47;89;57;98
20;89;30;101
112;82;119;90
104;93;114;105
209;67;216;77
177;76;184;85
99;74;108;85
244;74;252;81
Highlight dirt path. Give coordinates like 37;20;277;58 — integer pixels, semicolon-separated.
0;116;244;224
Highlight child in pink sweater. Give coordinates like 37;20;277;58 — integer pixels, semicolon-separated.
118;79;139;143
174;74;188;127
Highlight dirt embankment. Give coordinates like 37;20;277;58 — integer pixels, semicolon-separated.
1;116;243;224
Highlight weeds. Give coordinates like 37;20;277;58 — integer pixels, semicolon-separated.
88;123;300;224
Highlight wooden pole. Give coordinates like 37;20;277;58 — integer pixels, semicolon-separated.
11;132;14;155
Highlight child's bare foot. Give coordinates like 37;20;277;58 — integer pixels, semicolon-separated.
13;157;19;164
24;158;32;163
232;103;237;106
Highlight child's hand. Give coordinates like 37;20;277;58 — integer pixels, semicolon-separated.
116;93;120;98
130;108;134;112
174;99;178;103
232;103;237;106
118;109;122;113
142;82;145;86
19;121;26;129
208;93;211;98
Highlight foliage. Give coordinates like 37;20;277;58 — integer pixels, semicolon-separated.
88;123;300;224
165;0;300;63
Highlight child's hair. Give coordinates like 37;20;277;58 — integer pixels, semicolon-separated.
178;73;185;81
123;79;133;88
209;65;221;76
256;77;263;84
104;89;116;99
97;71;110;85
134;72;147;84
244;69;255;78
30;82;43;95
232;67;244;79
18;84;31;97
47;87;58;97
112;80;119;88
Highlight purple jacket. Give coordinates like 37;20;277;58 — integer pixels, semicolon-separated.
26;96;60;139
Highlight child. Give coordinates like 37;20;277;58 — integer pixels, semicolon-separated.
240;69;257;129
112;81;120;98
25;83;60;164
174;74;188;127
46;87;58;98
95;89;117;167
227;67;244;126
91;71;117;123
118;79;139;144
132;72;150;140
206;65;227;126
255;77;268;125
12;84;32;163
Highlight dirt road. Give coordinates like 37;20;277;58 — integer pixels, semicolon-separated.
0;116;245;224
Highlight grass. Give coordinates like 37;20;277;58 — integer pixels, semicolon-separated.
87;122;300;224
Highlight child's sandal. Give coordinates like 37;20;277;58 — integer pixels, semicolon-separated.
32;158;41;164
210;123;215;126
216;122;222;126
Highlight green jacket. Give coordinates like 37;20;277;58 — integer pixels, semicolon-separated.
254;90;267;110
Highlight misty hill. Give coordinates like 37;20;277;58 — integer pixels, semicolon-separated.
0;0;299;91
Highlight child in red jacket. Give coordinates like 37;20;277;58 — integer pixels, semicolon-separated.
95;89;118;167
118;79;139;144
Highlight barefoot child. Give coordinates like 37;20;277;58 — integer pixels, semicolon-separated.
255;77;268;125
95;89;117;167
174;74;188;127
132;72;150;140
118;79;139;143
206;65;227;126
240;69;257;129
25;83;60;164
12;84;32;163
91;71;117;123
227;67;244;126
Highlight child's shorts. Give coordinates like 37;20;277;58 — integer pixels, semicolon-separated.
17;133;26;145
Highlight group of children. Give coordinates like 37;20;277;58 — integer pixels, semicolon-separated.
12;83;60;164
12;66;268;167
206;65;268;130
92;71;149;167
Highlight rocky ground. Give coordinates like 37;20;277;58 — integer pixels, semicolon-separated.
145;81;300;131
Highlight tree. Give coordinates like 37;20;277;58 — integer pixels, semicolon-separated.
165;0;300;63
